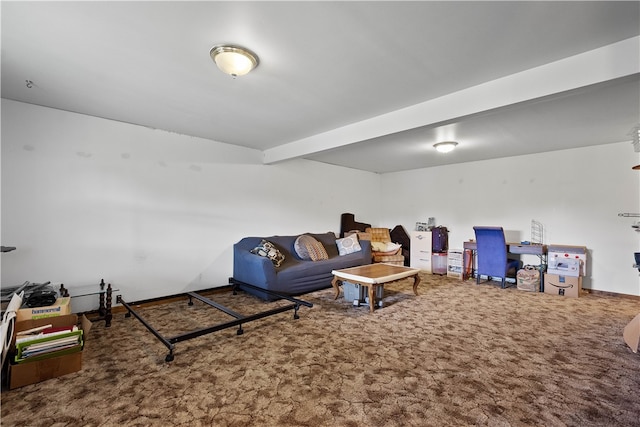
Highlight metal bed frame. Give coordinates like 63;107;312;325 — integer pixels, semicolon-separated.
116;279;313;362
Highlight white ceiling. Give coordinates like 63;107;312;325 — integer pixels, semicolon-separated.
2;1;639;173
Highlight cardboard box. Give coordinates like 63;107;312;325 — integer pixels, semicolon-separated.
548;245;587;276
547;257;580;277
623;313;640;353
544;273;582;298
16;297;72;322
9;314;91;389
447;249;464;279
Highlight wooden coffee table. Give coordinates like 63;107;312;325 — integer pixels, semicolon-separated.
331;264;421;312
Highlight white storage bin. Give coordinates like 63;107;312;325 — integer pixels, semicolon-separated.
432;252;448;275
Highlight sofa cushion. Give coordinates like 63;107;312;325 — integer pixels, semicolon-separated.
293;235;312;260
336;234;362;256
308;232;339;258
250;239;285;267
294;235;329;261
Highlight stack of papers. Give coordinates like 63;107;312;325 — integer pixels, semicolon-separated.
15;326;83;363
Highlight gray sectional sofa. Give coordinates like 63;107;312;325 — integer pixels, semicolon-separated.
231;232;371;300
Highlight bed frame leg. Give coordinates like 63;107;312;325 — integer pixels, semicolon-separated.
293;304;300;320
165;350;174;362
188;295;194;306
237;325;244;335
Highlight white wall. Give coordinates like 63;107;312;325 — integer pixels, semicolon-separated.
380;144;640;296
1;100;381;310
3;99;639;310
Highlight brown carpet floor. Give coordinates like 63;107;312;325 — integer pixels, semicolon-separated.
1;273;639;427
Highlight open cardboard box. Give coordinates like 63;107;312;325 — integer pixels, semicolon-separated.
623;313;640;353
8;313;92;389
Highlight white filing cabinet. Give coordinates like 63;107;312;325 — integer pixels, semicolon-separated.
410;231;432;273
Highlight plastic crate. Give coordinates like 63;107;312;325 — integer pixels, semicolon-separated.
432;252;448;275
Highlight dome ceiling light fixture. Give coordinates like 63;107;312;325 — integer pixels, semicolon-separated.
433;141;458;153
209;45;259;77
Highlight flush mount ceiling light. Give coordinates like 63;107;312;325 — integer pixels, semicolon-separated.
209;45;259;77
433;141;458;153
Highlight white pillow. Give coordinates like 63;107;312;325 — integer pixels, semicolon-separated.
384;242;402;253
336;235;362;256
371;241;401;253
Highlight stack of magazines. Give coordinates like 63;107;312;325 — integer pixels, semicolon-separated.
14;324;83;363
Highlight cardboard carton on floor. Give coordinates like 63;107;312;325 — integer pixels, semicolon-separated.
8;313;92;389
547;244;587;277
544;273;582;298
16;297;72;322
623;313;640;353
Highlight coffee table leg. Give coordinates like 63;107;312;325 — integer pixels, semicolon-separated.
412;274;421;295
369;285;376;313
332;276;341;300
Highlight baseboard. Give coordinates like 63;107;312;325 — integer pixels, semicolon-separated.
583;289;640;300
79;285;233;317
77;281;640;319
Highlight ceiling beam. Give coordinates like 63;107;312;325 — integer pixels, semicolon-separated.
263;36;640;165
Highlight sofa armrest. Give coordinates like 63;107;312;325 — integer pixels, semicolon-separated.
359;239;372;262
233;244;278;288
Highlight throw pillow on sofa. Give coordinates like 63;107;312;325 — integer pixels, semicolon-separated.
294;235;329;261
250;239;285;267
336;234;362;256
